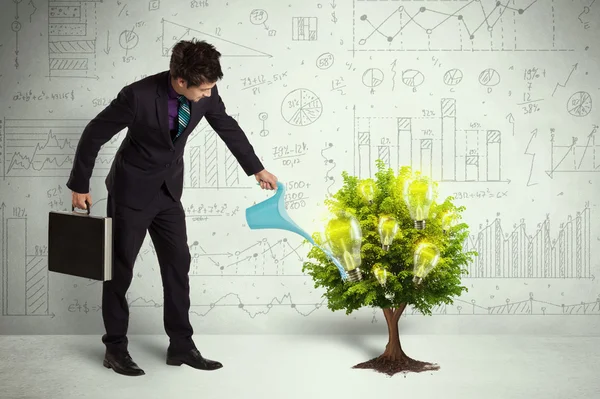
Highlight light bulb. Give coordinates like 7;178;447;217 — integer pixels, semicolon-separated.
412;242;440;284
372;265;394;300
378;215;398;250
441;210;459;233
357;179;376;203
372;265;388;286
323;211;363;282
403;173;435;230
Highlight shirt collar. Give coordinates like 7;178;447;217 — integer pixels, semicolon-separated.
167;72;178;99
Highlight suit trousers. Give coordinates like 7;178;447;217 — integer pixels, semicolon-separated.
101;182;195;354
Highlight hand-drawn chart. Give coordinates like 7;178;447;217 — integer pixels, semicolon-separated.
48;0;99;79
281;89;323;126
292;17;318;41
352;0;580;52
1;118;120;178
353;99;507;183
160;19;272;58
1;206;52;317
463;203;593;279
546;125;599;177
183;117;254;190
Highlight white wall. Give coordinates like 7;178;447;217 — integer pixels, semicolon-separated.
0;0;599;336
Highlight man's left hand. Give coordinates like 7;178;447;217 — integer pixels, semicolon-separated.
254;169;278;190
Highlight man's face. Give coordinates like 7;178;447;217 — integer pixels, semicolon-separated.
175;78;215;102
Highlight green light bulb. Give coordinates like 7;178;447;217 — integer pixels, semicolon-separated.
357;179;376;203
403;173;435;230
441;210;459;233
377;215;398;250
323;212;363;282
412;242;440;284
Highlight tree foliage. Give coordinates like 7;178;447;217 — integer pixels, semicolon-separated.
302;160;477;316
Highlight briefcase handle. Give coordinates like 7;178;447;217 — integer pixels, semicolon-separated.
72;200;91;215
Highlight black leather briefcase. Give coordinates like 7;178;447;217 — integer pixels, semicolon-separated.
48;202;113;281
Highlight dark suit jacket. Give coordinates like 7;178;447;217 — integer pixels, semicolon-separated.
66;71;264;210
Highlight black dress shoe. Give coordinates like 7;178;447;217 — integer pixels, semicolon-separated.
103;350;145;376
166;347;223;370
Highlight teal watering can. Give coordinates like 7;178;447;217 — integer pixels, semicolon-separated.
245;181;348;280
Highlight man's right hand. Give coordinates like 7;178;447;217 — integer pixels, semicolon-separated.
72;191;92;210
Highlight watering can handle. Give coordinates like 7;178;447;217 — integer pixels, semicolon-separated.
257;180;284;191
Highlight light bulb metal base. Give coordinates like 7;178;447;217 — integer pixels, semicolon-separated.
414;220;425;230
412;275;423;284
346;268;362;282
381;244;390;251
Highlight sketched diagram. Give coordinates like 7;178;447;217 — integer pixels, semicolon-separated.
567;91;593;117
352;0;578;52
463;203;593;279
546;125;600;177
292;17;318;41
183;117;253;189
1;118;122;178
160;19;272;58
48;0;99;79
443;69;463;86
281;89;323;127
353;99;506;183
1;205;53;317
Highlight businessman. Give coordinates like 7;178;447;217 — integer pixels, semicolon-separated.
67;39;278;376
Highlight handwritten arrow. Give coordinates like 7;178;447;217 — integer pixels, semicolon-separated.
103;31;111;54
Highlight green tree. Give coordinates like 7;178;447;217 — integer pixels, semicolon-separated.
302;160;477;376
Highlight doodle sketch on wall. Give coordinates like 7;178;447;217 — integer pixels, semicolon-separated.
0;0;598;336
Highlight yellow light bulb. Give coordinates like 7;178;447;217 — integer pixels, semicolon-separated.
403;173;435;230
357;179;376;203
412;242;440;284
372;265;388;286
377;215;398;250
323;211;363;282
372;265;394;300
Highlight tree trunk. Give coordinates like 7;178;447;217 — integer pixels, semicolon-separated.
352;304;440;376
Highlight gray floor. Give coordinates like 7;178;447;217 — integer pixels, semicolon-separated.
0;334;598;399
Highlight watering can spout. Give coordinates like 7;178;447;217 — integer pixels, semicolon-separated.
245;181;316;245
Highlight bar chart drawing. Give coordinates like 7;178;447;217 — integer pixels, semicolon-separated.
462;203;592;279
353;99;506;182
184;119;253;190
545;125;599;178
1;204;50;316
2;118;120;178
48;0;99;79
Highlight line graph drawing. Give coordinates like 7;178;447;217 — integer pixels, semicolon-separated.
48;0;100;79
1;205;51;317
188;237;307;275
546;125;599;177
160;19;272;58
353;99;507;183
352;0;578;53
123;291;600;318
2;118;121;178
463;203;593;279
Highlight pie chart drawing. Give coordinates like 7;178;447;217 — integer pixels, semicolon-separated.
567;91;592;117
281;89;323;126
362;68;384;88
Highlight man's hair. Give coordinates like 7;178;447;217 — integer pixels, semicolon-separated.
169;39;223;87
